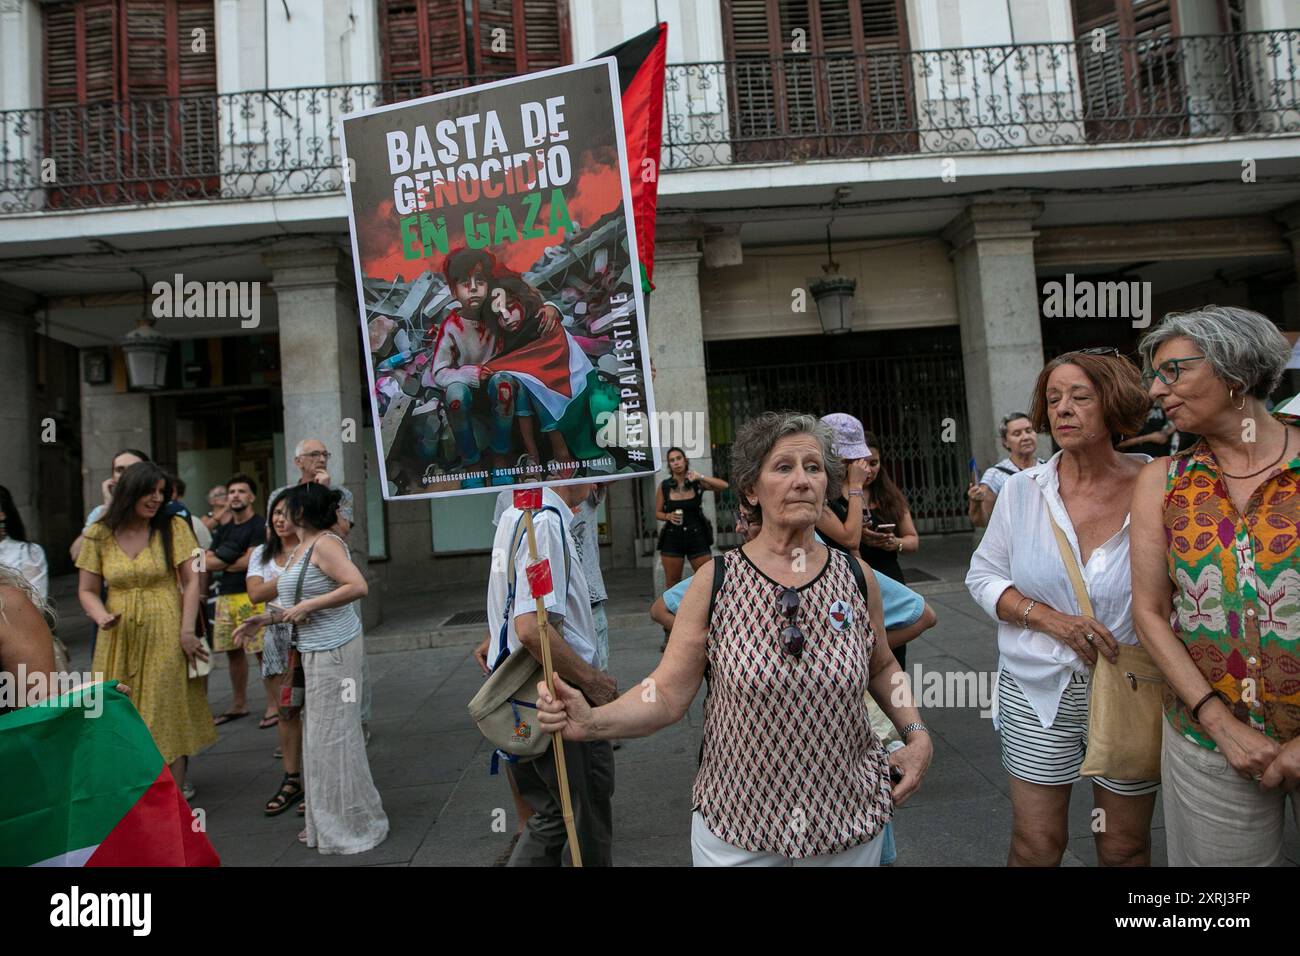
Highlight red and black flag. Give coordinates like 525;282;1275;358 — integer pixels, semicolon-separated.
595;22;667;291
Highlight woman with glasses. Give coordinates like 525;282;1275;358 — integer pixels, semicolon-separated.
966;349;1159;866
537;411;931;866
1129;307;1300;866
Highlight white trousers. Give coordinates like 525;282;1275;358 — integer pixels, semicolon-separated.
690;812;885;867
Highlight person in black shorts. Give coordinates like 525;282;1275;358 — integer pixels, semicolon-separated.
654;446;728;588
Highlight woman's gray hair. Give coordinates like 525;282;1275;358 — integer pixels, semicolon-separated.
1139;306;1291;399
0;565;55;629
729;412;843;522
998;411;1031;443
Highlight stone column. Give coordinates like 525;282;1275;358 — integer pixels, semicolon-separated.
79;366;152;521
264;243;377;627
606;476;637;570
0;282;38;535
942;198;1047;471
647;238;716;595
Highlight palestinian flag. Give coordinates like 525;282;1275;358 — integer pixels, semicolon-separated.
595;22;667;291
0;682;220;867
485;327;594;424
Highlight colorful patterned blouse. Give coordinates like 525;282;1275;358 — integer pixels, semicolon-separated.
1162;413;1300;750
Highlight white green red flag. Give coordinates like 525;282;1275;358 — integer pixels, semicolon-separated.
0;682;220;867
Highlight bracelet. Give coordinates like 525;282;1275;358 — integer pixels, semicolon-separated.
847;488;864;497
1190;690;1228;724
1013;596;1031;622
899;722;928;740
1020;600;1037;629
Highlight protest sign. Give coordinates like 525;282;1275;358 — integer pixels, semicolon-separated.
340;60;659;499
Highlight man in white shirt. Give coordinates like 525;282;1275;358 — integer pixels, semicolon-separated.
478;487;618;866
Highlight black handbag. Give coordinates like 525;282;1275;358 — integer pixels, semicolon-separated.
277;543;316;719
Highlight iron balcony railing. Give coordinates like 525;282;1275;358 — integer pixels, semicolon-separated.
1;31;1297;213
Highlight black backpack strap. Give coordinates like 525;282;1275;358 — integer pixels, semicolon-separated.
844;550;871;610
995;464;1018;476
707;552;727;622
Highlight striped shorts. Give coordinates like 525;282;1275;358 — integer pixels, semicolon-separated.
997;669;1159;796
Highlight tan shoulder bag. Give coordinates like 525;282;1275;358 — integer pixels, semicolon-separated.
1045;508;1163;781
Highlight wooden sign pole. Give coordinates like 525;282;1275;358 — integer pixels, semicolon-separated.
520;505;583;867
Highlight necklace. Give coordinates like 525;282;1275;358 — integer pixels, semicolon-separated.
1219;428;1290;480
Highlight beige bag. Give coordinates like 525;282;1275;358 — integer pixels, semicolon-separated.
187;637;214;679
1046;509;1163;780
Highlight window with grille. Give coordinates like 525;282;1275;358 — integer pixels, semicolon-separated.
1072;0;1187;140
42;0;218;205
379;0;571;99
721;0;914;161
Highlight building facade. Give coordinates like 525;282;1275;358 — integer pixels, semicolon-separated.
2;0;1299;621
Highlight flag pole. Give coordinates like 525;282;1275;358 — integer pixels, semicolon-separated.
520;504;583;867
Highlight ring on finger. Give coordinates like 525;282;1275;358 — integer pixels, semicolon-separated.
1085;632;1096;643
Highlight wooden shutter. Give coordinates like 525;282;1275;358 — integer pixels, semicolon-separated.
474;0;518;76
725;0;780;141
1073;0;1183;139
42;0;217;204
723;0;912;156
379;0;470;99
520;0;570;71
43;0;120;205
471;0;570;77
858;0;909;134
176;0;218;178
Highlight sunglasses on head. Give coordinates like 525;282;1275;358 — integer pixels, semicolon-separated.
1065;346;1121;358
777;587;804;661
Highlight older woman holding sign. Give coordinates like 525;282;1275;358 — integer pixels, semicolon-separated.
537;412;931;866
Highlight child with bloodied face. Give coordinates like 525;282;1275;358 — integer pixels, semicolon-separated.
429;248;516;488
480;273;575;479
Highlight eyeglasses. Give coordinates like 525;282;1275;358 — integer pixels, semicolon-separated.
777;587;804;661
301;450;331;460
1143;355;1206;386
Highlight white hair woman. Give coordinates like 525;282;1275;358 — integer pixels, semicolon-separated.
536;411;932;866
966;349;1159;866
1130;306;1300;866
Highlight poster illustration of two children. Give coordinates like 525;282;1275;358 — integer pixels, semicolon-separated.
340;60;659;500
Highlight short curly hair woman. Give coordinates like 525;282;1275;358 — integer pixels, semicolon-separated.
537;411;932;866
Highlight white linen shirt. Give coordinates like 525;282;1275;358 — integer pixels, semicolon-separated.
486;488;598;669
965;451;1149;730
0;538;48;599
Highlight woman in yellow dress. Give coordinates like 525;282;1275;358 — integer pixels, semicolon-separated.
76;461;216;795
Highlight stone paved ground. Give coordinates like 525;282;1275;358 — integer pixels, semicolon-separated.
50;534;1299;866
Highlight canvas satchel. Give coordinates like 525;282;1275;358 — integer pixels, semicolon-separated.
467;505;570;769
1044;506;1163;781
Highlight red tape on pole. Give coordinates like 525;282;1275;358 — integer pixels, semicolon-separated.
513;488;542;510
526;558;554;597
